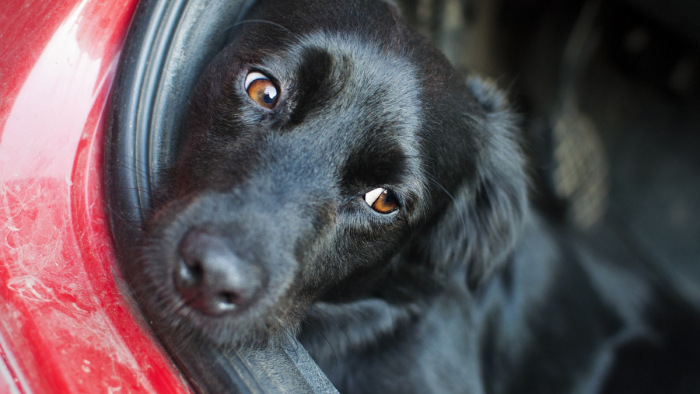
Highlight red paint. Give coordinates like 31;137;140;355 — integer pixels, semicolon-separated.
0;0;191;392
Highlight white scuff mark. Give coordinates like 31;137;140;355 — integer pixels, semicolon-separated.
1;184;22;238
71;302;89;315
0;178;72;278
7;275;55;303
48;305;154;392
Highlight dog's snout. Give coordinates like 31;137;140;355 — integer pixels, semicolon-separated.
176;228;264;315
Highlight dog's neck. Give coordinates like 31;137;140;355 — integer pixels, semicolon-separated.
299;215;580;389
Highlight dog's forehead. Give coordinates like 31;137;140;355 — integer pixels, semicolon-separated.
289;33;424;179
285;31;422;131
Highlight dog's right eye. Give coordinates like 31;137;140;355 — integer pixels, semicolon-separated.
244;71;279;109
364;188;399;214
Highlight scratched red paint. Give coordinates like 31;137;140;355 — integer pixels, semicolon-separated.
0;0;191;392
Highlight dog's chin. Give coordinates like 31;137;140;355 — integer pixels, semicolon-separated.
136;282;308;349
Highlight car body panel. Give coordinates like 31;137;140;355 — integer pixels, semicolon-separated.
0;0;191;392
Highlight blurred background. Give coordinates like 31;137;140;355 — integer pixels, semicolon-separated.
399;0;700;300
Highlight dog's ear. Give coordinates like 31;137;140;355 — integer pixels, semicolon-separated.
425;77;528;290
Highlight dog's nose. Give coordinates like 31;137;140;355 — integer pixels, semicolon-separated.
176;228;263;315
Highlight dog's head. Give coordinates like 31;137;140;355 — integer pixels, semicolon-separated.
134;0;527;347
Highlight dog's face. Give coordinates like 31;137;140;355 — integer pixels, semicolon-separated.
134;0;526;347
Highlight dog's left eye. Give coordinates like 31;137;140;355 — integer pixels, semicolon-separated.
244;71;279;109
364;188;399;214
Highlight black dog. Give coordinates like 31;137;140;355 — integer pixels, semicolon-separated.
134;0;700;392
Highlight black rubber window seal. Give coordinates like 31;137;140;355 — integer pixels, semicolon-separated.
105;0;337;392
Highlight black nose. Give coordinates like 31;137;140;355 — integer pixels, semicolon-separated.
176;228;264;315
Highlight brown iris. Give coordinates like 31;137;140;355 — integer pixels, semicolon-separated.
244;71;279;109
364;188;399;214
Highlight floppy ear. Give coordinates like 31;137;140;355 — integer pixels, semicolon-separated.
425;77;529;290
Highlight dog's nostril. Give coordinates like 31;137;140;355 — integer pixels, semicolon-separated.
177;257;204;287
176;227;264;316
216;291;240;308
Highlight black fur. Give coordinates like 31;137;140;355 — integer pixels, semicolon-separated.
131;0;700;392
